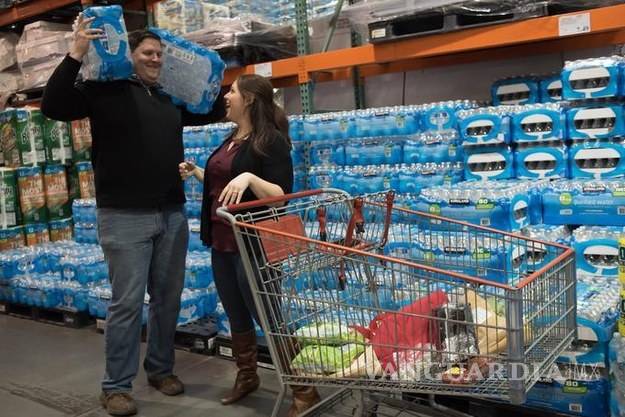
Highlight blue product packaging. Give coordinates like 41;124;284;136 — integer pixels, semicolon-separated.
310;142;345;166
511;104;566;142
403;132;461;164
571;226;623;276
539;74;563;103
288;115;304;142
464;146;514;181
525;365;610;417
514;142;568;180
457;108;511;146
150;28;225;114
81;6;133;81
491;77;540;105
562;56;624;100
567;105;625;140
354;106;420;138
302;112;355;142
542;180;625;226
344;138;402;166
420;100;477;133
569;138;625;179
308;165;342;189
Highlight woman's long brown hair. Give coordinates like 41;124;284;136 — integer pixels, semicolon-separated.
236;74;292;155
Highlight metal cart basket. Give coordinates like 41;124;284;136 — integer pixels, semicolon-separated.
217;189;576;417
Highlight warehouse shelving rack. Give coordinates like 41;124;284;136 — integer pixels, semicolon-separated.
2;1;625;111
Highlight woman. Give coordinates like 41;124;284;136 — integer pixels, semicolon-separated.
179;74;320;416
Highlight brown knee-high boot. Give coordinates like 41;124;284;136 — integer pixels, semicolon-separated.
221;330;260;405
282;337;321;417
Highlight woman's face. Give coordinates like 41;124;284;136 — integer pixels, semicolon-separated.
224;80;249;124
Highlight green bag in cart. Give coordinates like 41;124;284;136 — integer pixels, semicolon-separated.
43;118;73;165
15;108;46;166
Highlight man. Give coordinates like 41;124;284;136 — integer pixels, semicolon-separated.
41;15;225;416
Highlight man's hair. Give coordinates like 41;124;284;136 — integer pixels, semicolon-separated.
128;30;161;52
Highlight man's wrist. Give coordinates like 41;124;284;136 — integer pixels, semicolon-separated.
68;51;84;62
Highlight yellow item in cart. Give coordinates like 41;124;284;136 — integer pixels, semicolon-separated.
619;237;625;286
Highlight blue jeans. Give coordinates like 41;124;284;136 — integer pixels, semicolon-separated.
97;205;188;393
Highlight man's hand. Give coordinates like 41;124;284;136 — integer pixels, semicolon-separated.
179;161;196;180
69;13;104;62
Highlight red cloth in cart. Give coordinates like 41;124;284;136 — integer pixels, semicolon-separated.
354;290;448;372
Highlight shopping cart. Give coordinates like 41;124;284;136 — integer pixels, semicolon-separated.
217;189;576;417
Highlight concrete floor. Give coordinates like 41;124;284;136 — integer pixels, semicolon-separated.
0;314;286;417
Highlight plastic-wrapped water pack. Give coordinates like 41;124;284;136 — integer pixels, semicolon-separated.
81;5;133;82
151;28;225;114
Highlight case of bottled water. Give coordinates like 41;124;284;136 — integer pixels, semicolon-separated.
396;163;463;194
344;138;403;166
308;165;341;189
542;180;625;226
464;145;514;181
522;224;570;272
310;142;345;166
185;200;202;219
302;112;355;142
150;28;225;114
178;288;206;325
187;219;204;252
419;100;477;133
184;251;212;288
71;199;97;224
514;141;568;180
525;363;610;417
81;6;133;82
561;56;624;100
539;74;563;103
414;181;532;231
569;138;625;179
288;115;303;142
291;141;307;167
491;76;540;105
566;105;625;140
457;107;512;147
403;132;461;164
511;103;566;143
353;106;420;138
572;226;623;277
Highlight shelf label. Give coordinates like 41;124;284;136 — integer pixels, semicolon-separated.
254;62;273;78
559;13;591;37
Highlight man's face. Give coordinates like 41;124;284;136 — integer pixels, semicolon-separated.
131;38;162;85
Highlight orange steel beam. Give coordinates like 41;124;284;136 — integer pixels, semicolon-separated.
0;0;79;27
221;3;625;86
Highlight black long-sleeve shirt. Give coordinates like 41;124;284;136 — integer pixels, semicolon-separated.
41;55;225;209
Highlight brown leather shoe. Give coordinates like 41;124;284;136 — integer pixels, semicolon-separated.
287;385;321;417
99;392;137;416
148;375;185;396
221;329;260;405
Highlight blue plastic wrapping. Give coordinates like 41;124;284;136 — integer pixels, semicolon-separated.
150;27;225;114
81;6;133;82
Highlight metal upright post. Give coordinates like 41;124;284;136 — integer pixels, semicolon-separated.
295;0;314;114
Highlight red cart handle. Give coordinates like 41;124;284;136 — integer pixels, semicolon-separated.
224;189;327;213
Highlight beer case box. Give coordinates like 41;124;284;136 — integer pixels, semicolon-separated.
0;167;22;228
0;109;20;168
75;161;95;199
16;166;48;224
24;222;49;246
70;118;92;161
43;118;73;165
0;226;25;251
15;108;46;166
49;218;73;242
43;164;71;220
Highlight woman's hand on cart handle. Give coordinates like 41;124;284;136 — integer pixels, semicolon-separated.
219;173;252;206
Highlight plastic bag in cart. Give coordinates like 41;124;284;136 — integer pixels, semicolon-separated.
352;290;448;372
